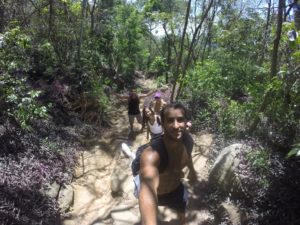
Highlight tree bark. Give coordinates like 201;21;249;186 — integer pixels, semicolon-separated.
176;0;214;100
258;0;272;66
89;0;97;34
200;3;217;62
249;0;285;134
77;0;87;67
170;0;192;102
270;0;284;78
49;0;54;37
0;1;5;32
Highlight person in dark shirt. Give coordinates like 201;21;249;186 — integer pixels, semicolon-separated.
115;89;153;131
127;91;143;131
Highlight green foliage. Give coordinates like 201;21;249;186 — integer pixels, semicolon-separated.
149;56;167;75
185;60;223;98
0;27;49;130
287;143;300;158
112;4;144;79
32;41;58;77
216;100;249;136
1;73;49;130
246;148;271;188
144;0;163;13
153;74;166;88
0;27;31;72
254;75;299;142
41;137;63;155
90;80;111;113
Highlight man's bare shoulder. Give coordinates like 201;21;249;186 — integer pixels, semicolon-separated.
140;146;160;167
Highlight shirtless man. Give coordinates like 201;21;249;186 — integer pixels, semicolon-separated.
138;103;197;225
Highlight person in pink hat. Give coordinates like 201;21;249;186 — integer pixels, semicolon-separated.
150;91;167;114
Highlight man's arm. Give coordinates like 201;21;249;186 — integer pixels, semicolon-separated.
112;92;128;100
139;90;156;99
139;148;160;225
146;125;150;140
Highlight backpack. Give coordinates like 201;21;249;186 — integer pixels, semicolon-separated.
131;132;194;176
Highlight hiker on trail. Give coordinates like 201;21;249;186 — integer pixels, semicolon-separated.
135;103;197;225
144;107;163;140
149;91;167;114
114;89;153;132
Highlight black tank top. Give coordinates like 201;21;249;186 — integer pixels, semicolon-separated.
128;97;140;115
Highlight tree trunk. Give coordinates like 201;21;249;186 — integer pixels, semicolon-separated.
258;0;272;66
166;38;172;83
176;0;214;100
270;0;284;78
89;0;97;34
0;1;5;32
77;0;87;67
170;0;192;102
49;0;54;37
249;0;285;134
200;4;217;62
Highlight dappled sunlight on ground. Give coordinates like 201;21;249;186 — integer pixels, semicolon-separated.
62;76;215;225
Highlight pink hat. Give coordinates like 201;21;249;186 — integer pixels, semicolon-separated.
154;92;161;98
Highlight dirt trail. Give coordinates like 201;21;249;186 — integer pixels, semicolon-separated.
62;77;214;225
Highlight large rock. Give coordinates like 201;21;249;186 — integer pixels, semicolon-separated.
111;203;140;225
44;181;60;199
58;184;74;212
209;143;250;196
216;202;247;225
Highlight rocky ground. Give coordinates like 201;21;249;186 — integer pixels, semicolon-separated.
61;76;216;225
59;75;300;225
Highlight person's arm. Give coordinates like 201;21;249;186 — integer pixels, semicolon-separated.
139;90;156;99
149;100;154;109
112;92;128;100
146;123;150;140
139;148;160;225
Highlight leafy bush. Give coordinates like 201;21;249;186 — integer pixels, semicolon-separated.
184;60;223;99
0;27;49;130
287;143;300;158
182;60;252;135
0;73;49;130
0;119;78;225
247;148;270;177
149;56;167;76
0;27;31;72
216;99;249;136
31;41;58;78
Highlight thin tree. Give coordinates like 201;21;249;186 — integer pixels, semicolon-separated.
270;0;284;78
170;0;192;102
175;0;214;100
77;0;87;68
258;0;272;66
249;0;285;133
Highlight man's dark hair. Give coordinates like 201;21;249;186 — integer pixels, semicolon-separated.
160;103;188;123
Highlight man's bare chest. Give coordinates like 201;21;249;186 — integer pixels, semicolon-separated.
165;146;189;171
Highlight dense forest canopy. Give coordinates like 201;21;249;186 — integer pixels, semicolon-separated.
2;0;298;145
1;0;300;224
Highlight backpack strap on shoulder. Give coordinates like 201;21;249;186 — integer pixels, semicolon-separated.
150;135;168;173
182;132;194;156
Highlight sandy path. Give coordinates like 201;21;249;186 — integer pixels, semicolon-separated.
62;77;214;225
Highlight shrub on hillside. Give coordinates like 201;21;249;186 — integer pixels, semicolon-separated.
0;118;79;225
